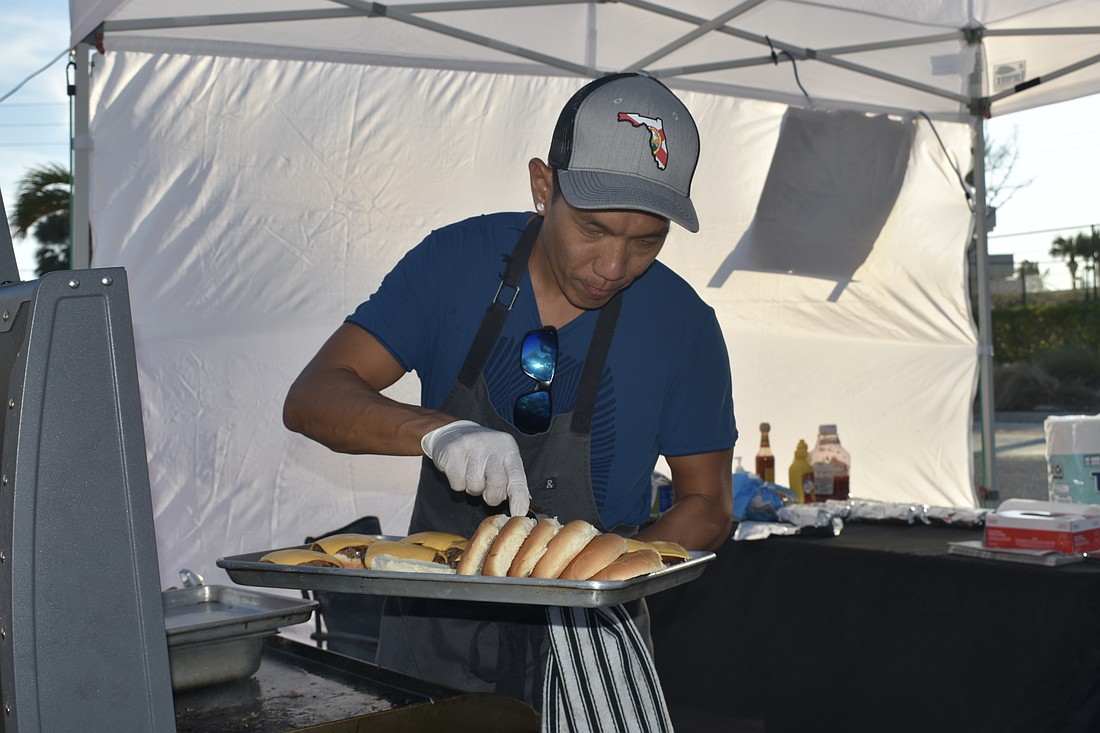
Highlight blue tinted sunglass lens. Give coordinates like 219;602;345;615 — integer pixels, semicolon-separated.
515;390;552;433
521;329;557;383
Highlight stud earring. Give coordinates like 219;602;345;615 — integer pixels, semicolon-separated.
536;202;545;213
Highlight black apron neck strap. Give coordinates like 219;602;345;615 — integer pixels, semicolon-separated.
456;213;624;436
457;216;541;388
570;291;621;434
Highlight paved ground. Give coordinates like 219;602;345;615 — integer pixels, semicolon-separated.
973;411;1050;505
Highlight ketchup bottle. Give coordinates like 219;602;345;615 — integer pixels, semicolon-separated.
809;424;850;501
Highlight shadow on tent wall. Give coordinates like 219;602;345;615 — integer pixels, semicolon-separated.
708;107;914;301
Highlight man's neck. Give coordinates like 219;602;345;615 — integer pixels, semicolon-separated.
528;239;584;329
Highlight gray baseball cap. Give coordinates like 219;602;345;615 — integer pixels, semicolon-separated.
548;73;700;232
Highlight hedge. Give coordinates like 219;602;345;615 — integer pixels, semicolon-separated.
991;302;1100;363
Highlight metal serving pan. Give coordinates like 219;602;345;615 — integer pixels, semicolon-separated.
217;546;715;608
164;584;317;692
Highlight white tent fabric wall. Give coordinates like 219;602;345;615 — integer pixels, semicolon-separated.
87;49;974;590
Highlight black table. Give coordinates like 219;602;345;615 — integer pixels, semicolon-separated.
648;522;1100;733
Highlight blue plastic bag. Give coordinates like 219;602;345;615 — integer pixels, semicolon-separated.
734;476;797;521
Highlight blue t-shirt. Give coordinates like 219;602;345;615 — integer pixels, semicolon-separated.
347;212;737;529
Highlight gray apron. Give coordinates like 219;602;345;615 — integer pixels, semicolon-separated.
375;217;650;710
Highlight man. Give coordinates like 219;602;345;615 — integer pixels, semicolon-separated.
283;72;736;712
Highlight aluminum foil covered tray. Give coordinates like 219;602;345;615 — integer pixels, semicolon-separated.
217;546;715;608
164;583;317;692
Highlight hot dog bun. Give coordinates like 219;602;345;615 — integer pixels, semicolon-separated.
482;516;536;577
530;519;600;579
590;548;664;581
558;532;628;581
508;517;563;578
456;514;509;575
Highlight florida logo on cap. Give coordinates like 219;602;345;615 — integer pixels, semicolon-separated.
617;112;668;170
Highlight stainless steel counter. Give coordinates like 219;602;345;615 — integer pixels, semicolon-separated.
174;635;538;733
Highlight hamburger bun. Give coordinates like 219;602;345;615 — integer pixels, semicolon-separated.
362;540;442;569
260;548;342;568
530;519;600;579
623;537;655;554
590;548;665;581
309;533;382;568
482;516;536;577
400;531;468;551
456;514;509;575
647;540;691;564
558;532;628;581
508;517;563;578
371;554;457;575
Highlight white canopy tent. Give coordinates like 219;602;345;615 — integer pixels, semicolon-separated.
64;1;1100;591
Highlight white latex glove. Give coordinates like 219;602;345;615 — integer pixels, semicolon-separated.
421;420;531;517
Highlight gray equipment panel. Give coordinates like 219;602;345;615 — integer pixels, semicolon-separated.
0;189;20;287
0;267;176;731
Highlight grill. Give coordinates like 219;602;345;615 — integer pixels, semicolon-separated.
0;191;536;732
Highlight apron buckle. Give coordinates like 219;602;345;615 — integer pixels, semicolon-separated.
493;279;520;310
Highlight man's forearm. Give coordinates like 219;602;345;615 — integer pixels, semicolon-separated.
634;449;734;551
635;492;731;551
283;367;452;456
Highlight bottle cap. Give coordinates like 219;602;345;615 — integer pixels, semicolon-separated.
819;424;837;434
760;422;770;432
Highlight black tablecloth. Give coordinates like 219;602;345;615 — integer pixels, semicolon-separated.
648;522;1100;733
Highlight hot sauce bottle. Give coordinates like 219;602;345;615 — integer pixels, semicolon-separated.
755;422;775;483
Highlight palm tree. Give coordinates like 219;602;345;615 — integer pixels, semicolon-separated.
8;163;71;276
1078;227;1100;300
1049;234;1081;290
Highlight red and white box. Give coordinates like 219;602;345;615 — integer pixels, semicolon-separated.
985;499;1100;555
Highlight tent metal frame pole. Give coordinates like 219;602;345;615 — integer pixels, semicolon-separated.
987;50;1100;105
71;43;92;270
627;0;767;71
101;1;588;32
330;0;593;75
626;1;973;107
971;48;996;504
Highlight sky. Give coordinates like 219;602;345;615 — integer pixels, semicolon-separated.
2;1;1099;288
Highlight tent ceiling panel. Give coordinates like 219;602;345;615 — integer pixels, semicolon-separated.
73;0;1100;121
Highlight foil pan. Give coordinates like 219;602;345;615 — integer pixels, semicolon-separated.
217;548;714;608
164;584;317;692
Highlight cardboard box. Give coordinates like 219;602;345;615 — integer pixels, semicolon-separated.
984;499;1100;555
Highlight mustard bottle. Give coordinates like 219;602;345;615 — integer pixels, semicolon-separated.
788;439;815;503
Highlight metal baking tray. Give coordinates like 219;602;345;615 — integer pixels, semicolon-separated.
217;545;715;608
164;584;317;692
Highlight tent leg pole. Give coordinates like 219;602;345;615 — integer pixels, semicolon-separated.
71;42;92;270
972;115;997;505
